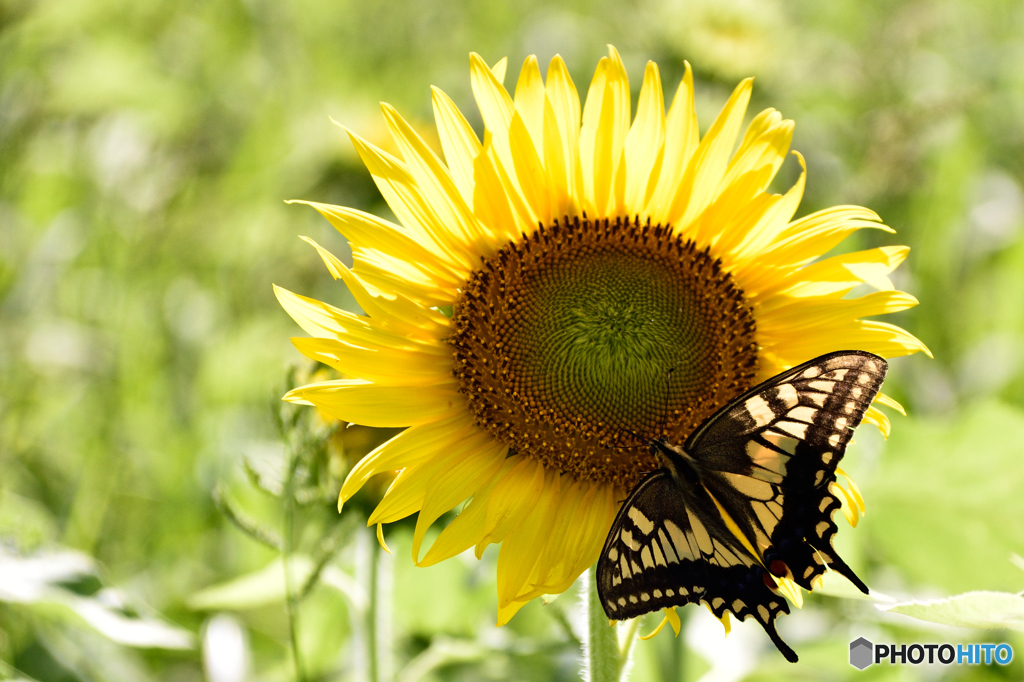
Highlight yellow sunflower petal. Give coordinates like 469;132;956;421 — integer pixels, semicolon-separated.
380;103;486;251
542;96;571;217
290;201;460;284
290;336;450;387
431;86;482;208
761;319;932;366
578;56;611;216
531;476;587;590
496;599;530;627
830;481;860;527
579;46;630;218
416;457;518;567
472;138;523;239
482;136;536;234
666;77;753;230
562;481;619;585
284;379;460;428
755;208;895;274
726;152;807;264
476;456;547;554
623;61;666;215
496;467;561;607
513;55;546;149
544;55;582;213
340;413;480;504
647;62;698;222
758;290;919;331
862;404;892;439
836;467;867;514
412;437;507;563
345;127;473;270
293;243;452;337
509;111;552;224
368;426;499;525
756;245;910;302
350;247;458;306
719;108;793;194
874;391;906;415
470;52;517;185
275;285;423;348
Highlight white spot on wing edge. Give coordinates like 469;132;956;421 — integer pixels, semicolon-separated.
744;395;775;427
788;406;817;423
775;383;799;407
775;421;808;439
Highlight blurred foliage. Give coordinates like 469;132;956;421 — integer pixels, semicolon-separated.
2;0;1024;679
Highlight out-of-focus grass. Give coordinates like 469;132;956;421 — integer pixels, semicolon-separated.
2;0;1024;679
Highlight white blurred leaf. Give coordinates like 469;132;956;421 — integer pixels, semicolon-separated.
879;591;1024;630
810;568;895;602
0;546;193;650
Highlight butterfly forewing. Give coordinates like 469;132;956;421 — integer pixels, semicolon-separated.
693;351;886;592
685;351;888;483
596;351;888;663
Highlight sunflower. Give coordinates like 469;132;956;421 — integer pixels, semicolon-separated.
276;46;928;625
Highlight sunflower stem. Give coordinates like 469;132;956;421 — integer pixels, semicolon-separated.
584;568;621;682
283;447;306;682
357;525;391;682
617;616;642;679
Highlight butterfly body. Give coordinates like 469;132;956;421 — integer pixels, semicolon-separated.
596;351;888;663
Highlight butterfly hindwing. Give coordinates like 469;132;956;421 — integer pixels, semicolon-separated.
597;351;888;663
596;471;797;662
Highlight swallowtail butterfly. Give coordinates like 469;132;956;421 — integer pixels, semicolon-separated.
596;351;888;662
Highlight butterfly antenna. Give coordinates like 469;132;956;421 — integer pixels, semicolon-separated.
657;367;676;438
615;426;647;449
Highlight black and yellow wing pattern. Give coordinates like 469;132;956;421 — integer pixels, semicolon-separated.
596;351;888;662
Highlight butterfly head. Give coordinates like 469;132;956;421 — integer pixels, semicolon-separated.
649;436;702;487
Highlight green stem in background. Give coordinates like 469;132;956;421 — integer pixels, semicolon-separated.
584;568;621;682
358;524;391;682
283;448;307;682
366;530;381;682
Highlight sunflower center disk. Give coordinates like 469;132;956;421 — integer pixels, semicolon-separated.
451;217;758;486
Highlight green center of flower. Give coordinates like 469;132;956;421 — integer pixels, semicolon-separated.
451;216;758;487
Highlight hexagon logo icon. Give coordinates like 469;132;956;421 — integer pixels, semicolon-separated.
849;637;874;670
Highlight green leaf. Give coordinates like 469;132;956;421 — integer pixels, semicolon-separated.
864;400;1024;593
187;556;365;611
880;591;1024;630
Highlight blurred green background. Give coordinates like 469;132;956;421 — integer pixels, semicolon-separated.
2;0;1024;679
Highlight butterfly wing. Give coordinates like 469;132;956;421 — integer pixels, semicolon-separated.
596;351;888;663
686;351;887;592
596;470;797;662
